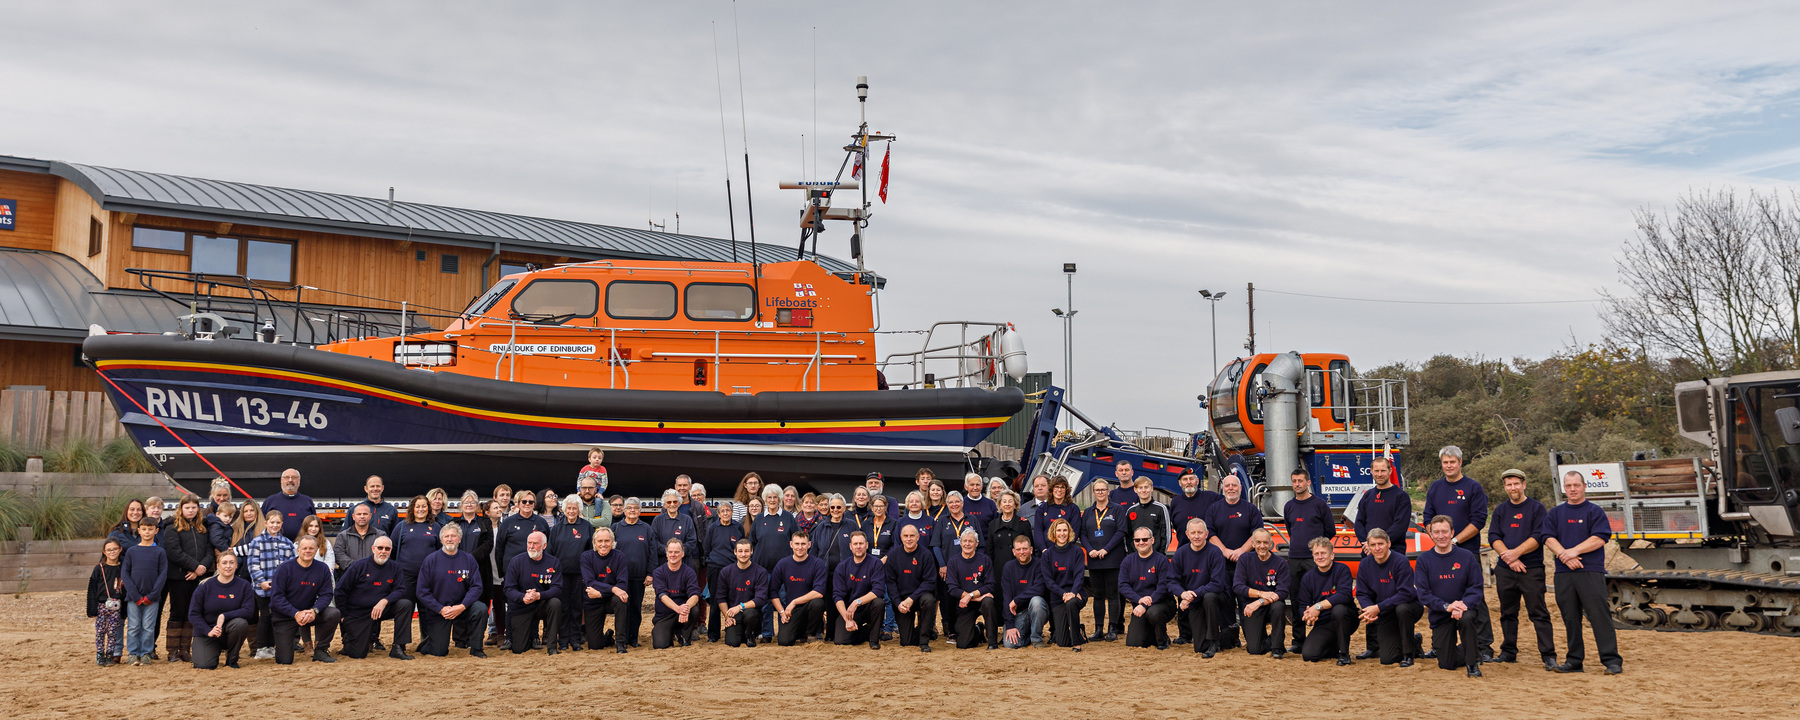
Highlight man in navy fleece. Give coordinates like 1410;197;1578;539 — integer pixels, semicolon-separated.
1544;470;1622;675
1171;518;1229;657
1233;528;1287;658
1280;468;1336;653
1414;515;1484;677
1489;469;1555;670
1355;528;1422;666
771;531;828;646
999;534;1046;649
261;468;315;541
1421;445;1493;660
269;535;339;664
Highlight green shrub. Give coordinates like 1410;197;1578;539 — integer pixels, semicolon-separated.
0;440;25;473
0;490;23;541
89;492;138;539
102;436;157;474
43;439;106;475
20;487;94;542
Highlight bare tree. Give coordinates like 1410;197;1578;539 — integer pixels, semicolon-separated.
1603;188;1796;376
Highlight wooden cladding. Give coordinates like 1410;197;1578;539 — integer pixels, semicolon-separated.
0;388;126;450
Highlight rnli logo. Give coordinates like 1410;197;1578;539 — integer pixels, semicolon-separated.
788;575;806;582
1570;518;1585;524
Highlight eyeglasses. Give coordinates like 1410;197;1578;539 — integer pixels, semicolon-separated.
1133;538;1154;543
520;500;536;506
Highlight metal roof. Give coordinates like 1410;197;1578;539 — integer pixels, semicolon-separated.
0;154;865;277
0;247;407;343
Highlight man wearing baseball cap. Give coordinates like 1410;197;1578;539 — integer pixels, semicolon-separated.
1488;468;1555;670
866;473;899;518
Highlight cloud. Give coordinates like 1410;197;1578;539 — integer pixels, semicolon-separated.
4;1;1799;431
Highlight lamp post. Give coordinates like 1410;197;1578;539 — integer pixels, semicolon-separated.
1052;263;1077;431
1199;289;1227;381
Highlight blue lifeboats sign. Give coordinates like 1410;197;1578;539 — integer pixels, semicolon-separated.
0;199;16;230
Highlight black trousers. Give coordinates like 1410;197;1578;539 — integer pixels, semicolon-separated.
1496;563;1556;661
272;607;342;664
1286;562;1309;645
560;576;586;647
1243;599;1286;655
1087;568;1122;634
722;605;762;647
620;579;646;647
1555;571;1621;667
1366;602;1424;664
1219;560;1240;647
418;603;488;656
1184;592;1228;650
703;565;723;641
894;594;937;647
254;595;274;651
191;618;250;669
652;610;697;649
777;597;826;646
1048;593;1087;647
509;597;561;653
952;596;998;648
834;598;886;645
1125;598;1175;647
1300;604;1359;661
583;596;625;649
1430;611;1481;670
340;599;414;658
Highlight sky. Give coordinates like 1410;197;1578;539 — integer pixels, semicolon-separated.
6;2;1800;431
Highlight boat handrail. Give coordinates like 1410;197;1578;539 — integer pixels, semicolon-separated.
877;320;1012;390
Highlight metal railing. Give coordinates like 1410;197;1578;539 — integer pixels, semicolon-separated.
877;321;1011;390
126;268;438;345
1303;368;1410;445
449;321;857;391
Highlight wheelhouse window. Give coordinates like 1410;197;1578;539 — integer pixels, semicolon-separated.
684;283;755;321
1210;359;1253;450
130;226;294;283
1328;359;1350;423
510;279;598;323
605;281;677;320
462;278;516;320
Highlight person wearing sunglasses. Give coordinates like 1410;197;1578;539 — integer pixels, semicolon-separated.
494;490;550;648
1119;526;1177;650
335;536;413;660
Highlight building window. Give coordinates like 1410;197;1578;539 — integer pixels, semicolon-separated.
88;218;103;257
130;226;294;284
131;227;186;252
441;254;460;274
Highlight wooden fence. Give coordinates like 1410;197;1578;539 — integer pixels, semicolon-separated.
0;389;127;449
3;539;105;594
0;471;177;501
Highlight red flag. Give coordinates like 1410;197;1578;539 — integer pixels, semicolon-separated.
878;144;890;203
851;151;863;180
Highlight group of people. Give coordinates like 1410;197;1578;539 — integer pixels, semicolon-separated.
86;446;1623;677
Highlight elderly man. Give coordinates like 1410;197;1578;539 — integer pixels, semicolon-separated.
866;472;900;517
1296;537;1357;665
1172;518;1230;657
1018;474;1050;522
1545;470;1622;675
263;468;315;540
415;522;487;658
1119;526;1176;650
715;537;769;647
1421;445;1493;660
504;531;563;655
334;505;386;579
494;490;550;647
944;527;1000;649
1355;528;1423;666
1206;473;1261;650
270;535;340;664
580;527;632;653
1490;468;1555;670
1415;515;1484;677
962;473;998;529
885;524;939;652
1233;528;1288;658
335;536;413;660
672;475;696;517
354;475;399;536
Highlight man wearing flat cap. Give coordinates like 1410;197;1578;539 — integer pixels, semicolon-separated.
1486;468;1555;670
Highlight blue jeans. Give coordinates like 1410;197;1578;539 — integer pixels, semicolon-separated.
126;600;161;657
883;591;898;633
1003;596;1049;648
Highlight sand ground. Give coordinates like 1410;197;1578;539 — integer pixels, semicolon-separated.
5;588;1793;719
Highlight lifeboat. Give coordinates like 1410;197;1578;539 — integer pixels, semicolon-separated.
83;258;1024;498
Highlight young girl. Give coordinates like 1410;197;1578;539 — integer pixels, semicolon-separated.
243;510;295;660
297;515;334;573
88;538;126;666
122;521;167;665
206;502;238;557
